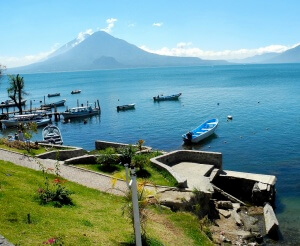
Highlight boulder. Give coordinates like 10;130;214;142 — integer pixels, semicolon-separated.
264;203;279;239
252;182;275;205
217;200;233;209
218;209;231;218
232;209;242;226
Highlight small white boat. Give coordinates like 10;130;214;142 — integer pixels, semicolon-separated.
1;114;51;128
116;103;135;111
153;93;182;101
61;105;100;120
42;125;63;145
71;90;81;94
182;118;219;143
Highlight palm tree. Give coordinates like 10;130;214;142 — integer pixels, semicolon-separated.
7;74;27;114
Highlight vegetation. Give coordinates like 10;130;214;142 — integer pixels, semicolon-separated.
0;138;68;156
36;154;73;207
78;150;177;187
0;64;5;80
7;74;27;114
0;161;213;245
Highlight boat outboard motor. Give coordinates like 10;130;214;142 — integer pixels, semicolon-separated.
186;132;192;140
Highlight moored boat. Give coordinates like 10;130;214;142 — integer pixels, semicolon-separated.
116;103;135;111
182;118;219;143
1;114;51;128
41;99;66;108
42;125;63;145
71;90;81;94
61;105;100;120
47;93;60;97
153;93;182;101
0;99;27;108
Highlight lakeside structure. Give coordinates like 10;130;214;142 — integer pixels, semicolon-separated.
0;139;279;244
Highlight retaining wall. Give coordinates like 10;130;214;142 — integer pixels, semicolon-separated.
37;144;85;161
95;140;152;153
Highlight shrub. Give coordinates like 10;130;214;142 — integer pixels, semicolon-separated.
118;145;137;165
96;147;119;167
131;154;149;170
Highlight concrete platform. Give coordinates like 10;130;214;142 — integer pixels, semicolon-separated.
172;162;215;192
220;170;277;185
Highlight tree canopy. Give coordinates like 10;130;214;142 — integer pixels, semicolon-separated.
7;74;27;114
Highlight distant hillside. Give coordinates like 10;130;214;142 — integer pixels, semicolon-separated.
9;31;228;73
231;45;300;64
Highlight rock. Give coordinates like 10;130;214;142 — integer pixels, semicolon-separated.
217;200;233;209
232;210;242;226
218;208;231;218
264;203;279;239
232;203;241;212
240;212;259;232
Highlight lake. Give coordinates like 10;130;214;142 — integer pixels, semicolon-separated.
1;64;299;244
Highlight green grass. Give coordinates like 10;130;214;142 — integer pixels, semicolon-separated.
77;163;178;187
0;142;71;156
0;160;213;245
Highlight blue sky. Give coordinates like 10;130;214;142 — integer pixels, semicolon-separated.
1;0;300;67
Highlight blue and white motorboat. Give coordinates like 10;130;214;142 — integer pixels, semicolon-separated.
42;125;63;145
182;118;219;143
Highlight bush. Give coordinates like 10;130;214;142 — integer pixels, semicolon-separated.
118;145;137;165
96;147;119;166
131;154;149;170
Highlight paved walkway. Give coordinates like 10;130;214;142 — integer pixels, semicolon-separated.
0;149;129;196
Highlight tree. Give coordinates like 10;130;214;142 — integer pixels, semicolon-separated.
7;74;27;114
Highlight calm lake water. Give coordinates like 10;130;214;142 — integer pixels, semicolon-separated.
1;64;299;244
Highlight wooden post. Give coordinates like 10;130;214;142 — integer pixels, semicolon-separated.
77;99;79;107
44;96;46;104
97;100;101;112
54;106;58;121
30;100;32;113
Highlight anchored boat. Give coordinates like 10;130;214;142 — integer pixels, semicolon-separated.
116;103;135;111
0;99;27;108
153;93;182;101
41;99;66;108
1;114;51;128
71;90;81;94
47;93;60;97
42;125;63;145
61;105;100;120
182;118;219;143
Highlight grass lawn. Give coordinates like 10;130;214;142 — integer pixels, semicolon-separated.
0;160;213;246
76;163;178;187
0;141;71;156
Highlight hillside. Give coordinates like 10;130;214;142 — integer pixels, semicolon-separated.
10;31;228;73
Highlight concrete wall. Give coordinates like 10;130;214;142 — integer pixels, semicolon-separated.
152;150;222;169
64;155;97;164
37;147;86;161
95;140;152;152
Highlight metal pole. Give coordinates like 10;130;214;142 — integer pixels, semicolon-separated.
124;164;130;188
130;167;142;246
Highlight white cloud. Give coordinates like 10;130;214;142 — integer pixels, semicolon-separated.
0;44;60;68
72;29;94;47
140;43;300;60
153;22;163;27
101;18;118;33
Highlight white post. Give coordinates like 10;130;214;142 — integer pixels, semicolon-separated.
124;163;130;188
130;167;142;246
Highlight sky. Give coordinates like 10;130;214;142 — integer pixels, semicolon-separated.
1;0;300;68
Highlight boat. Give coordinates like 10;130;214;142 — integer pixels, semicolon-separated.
71;90;81;94
182;118;219;143
0;99;27;108
61;105;100;120
153;93;182;101
116;103;135;111
42;125;63;145
47;93;60;97
41;99;66;108
1;114;51;128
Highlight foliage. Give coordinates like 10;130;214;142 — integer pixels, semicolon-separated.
118;145;137;165
0;137;39;151
7;74;28;114
121;180;158;243
131;154;149;170
36;153;73;207
137;139;145;151
0;64;5;80
0;161;213;245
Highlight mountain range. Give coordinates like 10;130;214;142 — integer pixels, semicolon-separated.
8;31;300;73
10;31;228;73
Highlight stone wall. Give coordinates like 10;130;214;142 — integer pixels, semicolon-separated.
37;146;85;161
151;150;222;168
95;140;152;152
64;155;97;164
